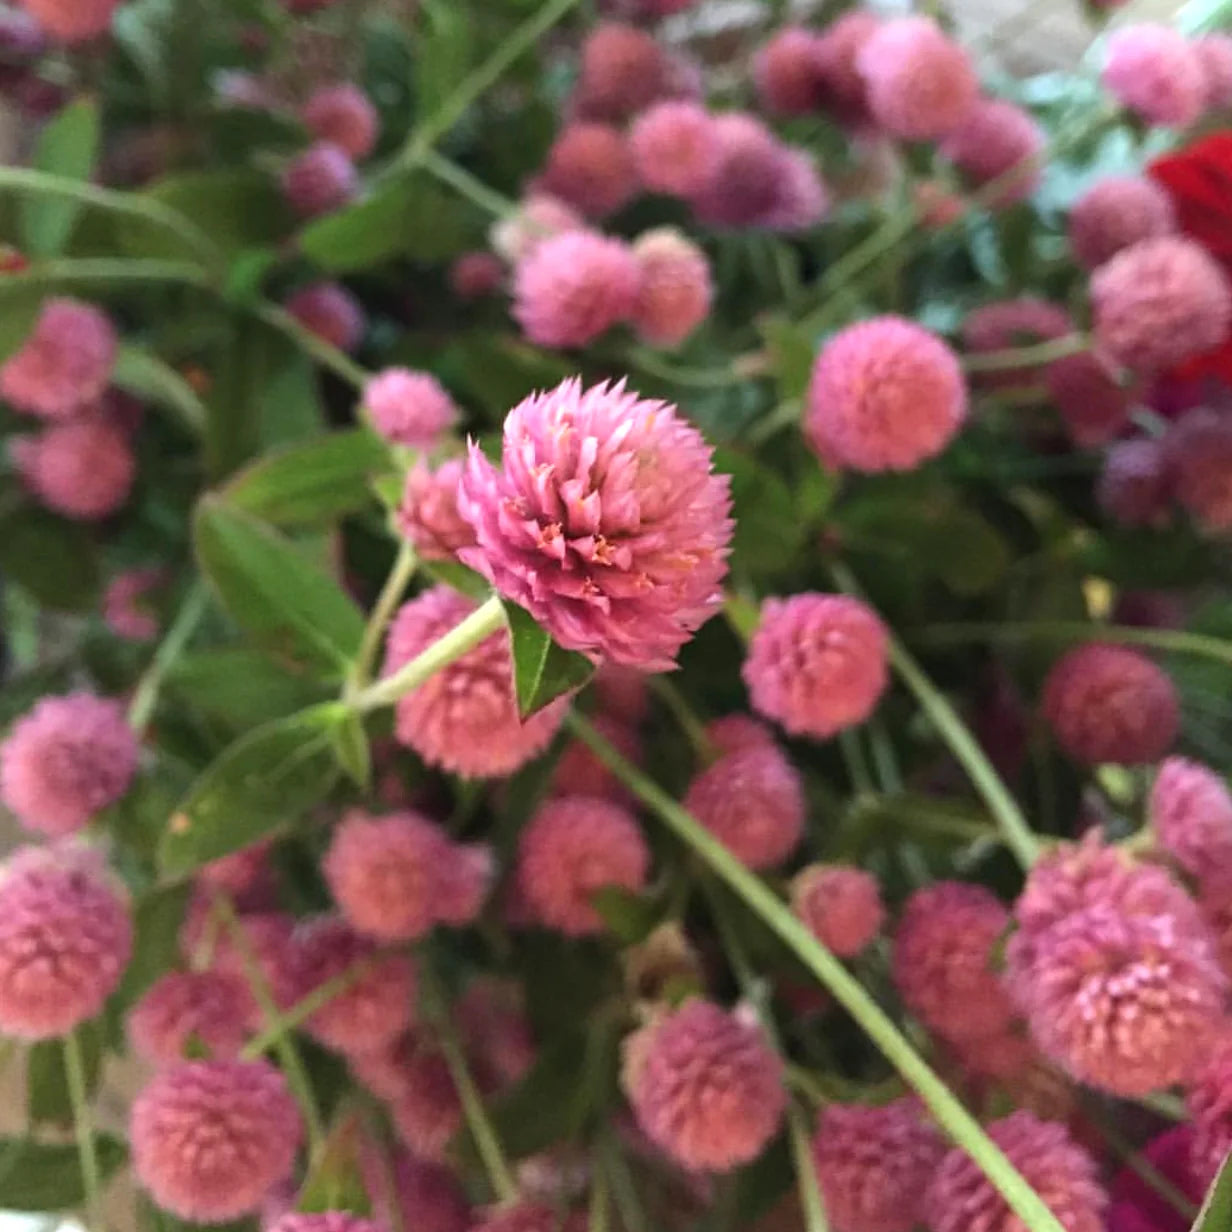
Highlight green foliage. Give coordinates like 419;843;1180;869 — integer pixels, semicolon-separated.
1193;1153;1232;1232
502;599;595;717
0;1135;127;1211
22;98;100;256
0;504;100;612
27;1023;104;1126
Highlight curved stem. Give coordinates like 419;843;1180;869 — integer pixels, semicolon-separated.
64;1031;102;1231
128;580;210;731
962;334;1089;374
627;346;762;391
790;1104;830;1232
421;150;516;219
251;301;370;390
347;541;419;697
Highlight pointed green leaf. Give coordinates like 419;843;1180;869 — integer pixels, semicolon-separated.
21;97;100;256
502;600;594;718
330;710;372;789
0;1134;126;1211
113;344;207;437
166;649;330;729
1193;1152;1232;1232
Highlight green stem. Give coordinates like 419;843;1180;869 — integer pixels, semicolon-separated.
962;334;1089;374
64;1031;102;1231
867;719;902;794
649;676;715;762
564;712;1068;1232
421;150;516;219
627;346;765;391
789;1104;830;1232
251;301;370;390
347;541;419;697
839;729;874;797
588;1160;610;1232
0;257;213;292
127;580;210;731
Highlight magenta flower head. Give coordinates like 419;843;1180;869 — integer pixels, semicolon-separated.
281;141;359;218
458;377;733;670
813;12;881;126
1187;1035;1232;1188
629;100;719;198
363;367;457;449
284;282;365;353
450;250;504;300
538;122;639;218
0;844;131;1039
812;1099;944;1232
791;864;884;958
491;194;585;264
1;692;138;835
1092;237;1232;373
269;1217;382;1232
1042;643;1179;766
512;231;640;349
517;795;649;936
623;999;786;1173
1045;351;1132;448
0;298;117;418
962;296;1073;390
1151;757;1232;880
128;970;258;1065
632;227;713;348
387;1040;465;1162
360;1147;471;1232
15;419;135;521
805;317;967;472
396;458;475;562
574;22;668;122
683;742;804;870
940;100;1043;207
1196;35;1232;109
706;714;776;757
103;568;164;641
925;1112;1106;1232
1109;1126;1205;1232
856;17;977;140
131;1058;302;1223
301;83;379;160
1068;176;1176;272
457;977;536;1089
1097;438;1173;528
761;148;830;233
471;1202;586;1232
742;593;889;739
19;0;118;42
383;587;567;777
687;113;785;229
324;807;492;942
1102;26;1206;128
754;27;826;115
550;713;641;805
1166;409;1232;532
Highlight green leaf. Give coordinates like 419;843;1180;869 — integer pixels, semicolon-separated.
758;314;815;401
0;1134;126;1211
415;0;472;119
0;503;100;612
104;759;196;857
27;1021;103;1125
112;883;192;1011
502;600;594;718
591;887;662;945
330;710;371;789
166;649;330;728
158;703;343;879
1193;1152;1232;1232
712;447;804;577
21;97;100;256
194;496;365;677
113;344;207;437
422;558;490;599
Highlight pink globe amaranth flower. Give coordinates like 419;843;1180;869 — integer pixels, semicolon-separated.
15;419;135;521
1068;176;1177;272
396;458;475;562
1097;438;1174;528
573;23;669;122
593;662;650;725
683;743;804;870
706;714;776;758
940;99;1043;207
1092;237;1232;374
103;568;164;641
1109;1126;1204;1232
1150;757;1232;880
629;100;719;198
760;148;830;233
550;713;641;806
180;904;296;1002
0;9;46;60
281;141;359;218
805;316;967;472
0;298;117;419
791;864;884;958
284;282;365;353
624;999;786;1173
1042;643;1179;766
301;83;378;160
0;692;138;836
687;113;785;229
131;1059;302;1223
1187;1035;1232;1188
812;1099;943;1232
1045;351;1132;447
450;250;504;300
1195;35;1232;110
925;1112;1106;1232
892;881;1015;1045
962;297;1073;390
383;587;567;777
631;227;712;348
456;977;536;1089
16;0;116;42
537;122;638;218
491;194;585;264
856;17;977;141
743;593;888;740
471;1202;586;1232
268;1215;382;1232
813;11;880;127
363;367;457;449
511;229;639;349
517;795;650;936
1165;408;1232;532
458;377;733;670
1103;26;1206;128
914;180;966;229
324;808;492;942
129;970;258;1065
197;840;274;898
754;27;826;115
388;1041;464;1162
360;1146;471;1232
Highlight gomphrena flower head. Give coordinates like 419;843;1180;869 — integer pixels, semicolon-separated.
1165;409;1232;532
268;1215;382;1232
383;587;568;777
855;17;977;140
19;0;118;41
1097;438;1173;528
324;807;492;942
491;194;585;264
791;864;885;957
458;377;733;670
892;881;1015;1045
1042;643;1179;766
131;1058;302;1223
363;367;457;449
396;458;476;562
925;1112;1106;1232
103;568;164;641
574;23;669;122
683;742;804;870
511;230;640;349
301;83;378;160
812;1099;944;1232
471;1202;586;1232
593;662;650;725
180;905;296;1004
517;795;650;936
805;316;967;472
128;970;258;1065
760;148;830;233
1109;1126;1205;1232
623;999;786;1173
450;250;504;300
1102;26;1206;128
360;1146;471;1232
940;99;1043;207
538;122;638;218
1045;351;1132;448
457;977;537;1089
0;297;116;418
1151;757;1232;880
1068;176;1177;271
1;692;138;836
1092;237;1232;374
631;227;713;348
15;419;135;521
629;101;719;199
1187;1036;1232;1188
813;11;880;126
550;713;641;806
742;593;889;739
754;27;826;115
281;141;358;217
284;282;365;353
687;113;785;229
962;297;1073;390
384;1038;464;1162
706;714;776;758
196;840;274;899
1196;34;1232;109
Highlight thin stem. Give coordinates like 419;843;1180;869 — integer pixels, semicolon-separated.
588;1160;610;1232
962;334;1089;374
0;257;213;292
63;1032;102;1231
789;1104;830;1232
251;301;370;390
421;150;516;218
564;712;1068;1232
127;581;210;731
649;676;715;762
866;720;902;794
347;541;419;696
601;1131;648;1232
839;729;874;797
626;347;749;391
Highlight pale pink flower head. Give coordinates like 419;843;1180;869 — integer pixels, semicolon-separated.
687;113;785;229
268;1215;382;1232
805;317;967;472
1150;757;1232;880
538;122;638;218
1092;237;1232;373
742;593;889;739
131;1058;302;1223
1097;438;1174;528
301;83;378;160
324;807;492;942
360;1146;471;1232
856;17;977;140
19;0;118;42
284;282;365;353
0;298;117;418
517;795;650;936
281;141;358;217
1045;351;1132;447
1103;26;1206;128
925;1112;1106;1232
103;568;164;641
1195;34;1232;110
15;419;134;521
450;250;504;300
962;297;1073;390
396;458;475;562
631;227;712;348
1068;176;1176;272
1042;643;1179;766
754;27;826;115
128;970;258;1065
683;742;804;870
1166;408;1232;532
458;378;733;670
812;1099;944;1232
574;23;669;122
1187;1035;1232;1188
363;367;457;449
471;1202;586;1232
791;864;884;958
491;194;585;264
940;99;1043;207
629;100;719;198
813;12;880;127
383;587;567;777
1;692;138;835
623;999;786;1173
